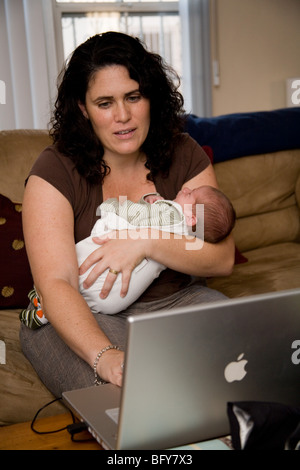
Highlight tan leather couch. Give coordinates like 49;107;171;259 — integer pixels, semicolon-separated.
208;148;300;296
0;126;300;426
0;130;66;426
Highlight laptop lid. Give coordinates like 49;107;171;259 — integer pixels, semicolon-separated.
63;288;300;450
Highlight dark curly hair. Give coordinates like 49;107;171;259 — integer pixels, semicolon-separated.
50;32;185;184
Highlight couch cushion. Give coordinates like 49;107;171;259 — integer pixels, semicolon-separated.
0;309;66;426
185;107;300;163
0;130;51;203
233;206;300;253
207;242;300;298
214;150;300;252
0;194;33;308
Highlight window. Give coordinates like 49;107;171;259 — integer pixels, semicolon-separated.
51;0;212;116
53;1;181;80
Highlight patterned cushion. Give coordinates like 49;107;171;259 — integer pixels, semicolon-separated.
0;194;33;308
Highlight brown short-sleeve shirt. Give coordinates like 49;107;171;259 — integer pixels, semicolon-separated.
28;133;210;301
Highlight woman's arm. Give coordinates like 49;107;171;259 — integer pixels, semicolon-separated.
155;162;235;276
80;164;235;297
22;176;124;386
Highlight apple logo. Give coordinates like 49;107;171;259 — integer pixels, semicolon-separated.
224;353;248;383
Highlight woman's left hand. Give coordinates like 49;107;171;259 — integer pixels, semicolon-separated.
79;229;150;299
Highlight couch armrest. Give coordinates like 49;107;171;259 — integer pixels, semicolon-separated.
0;130;51;203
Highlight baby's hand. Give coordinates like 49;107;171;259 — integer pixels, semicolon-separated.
144;194;164;204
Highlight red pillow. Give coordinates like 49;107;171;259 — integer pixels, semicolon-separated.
0;194;33;308
202;145;214;164
234;246;248;265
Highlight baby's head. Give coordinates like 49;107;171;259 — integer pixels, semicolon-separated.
174;186;236;243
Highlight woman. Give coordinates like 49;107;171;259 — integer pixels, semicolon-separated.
20;32;235;397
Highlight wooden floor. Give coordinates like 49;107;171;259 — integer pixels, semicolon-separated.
0;414;102;450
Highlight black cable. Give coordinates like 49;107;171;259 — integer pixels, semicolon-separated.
30;397;92;443
30;397;75;435
67;422;93;442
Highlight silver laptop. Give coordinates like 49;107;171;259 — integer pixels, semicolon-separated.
62;288;300;450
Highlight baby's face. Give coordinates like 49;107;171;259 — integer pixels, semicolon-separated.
174;187;202;213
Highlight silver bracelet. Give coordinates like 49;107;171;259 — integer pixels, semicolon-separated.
93;345;120;386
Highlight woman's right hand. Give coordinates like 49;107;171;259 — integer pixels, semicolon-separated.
79;228;151;300
96;348;125;387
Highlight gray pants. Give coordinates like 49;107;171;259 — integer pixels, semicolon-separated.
20;283;227;398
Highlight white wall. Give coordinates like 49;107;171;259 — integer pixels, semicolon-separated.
211;0;300;115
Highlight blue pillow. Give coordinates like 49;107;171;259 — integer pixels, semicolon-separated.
185;107;300;163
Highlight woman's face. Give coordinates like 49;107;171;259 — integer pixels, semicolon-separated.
79;65;151;161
